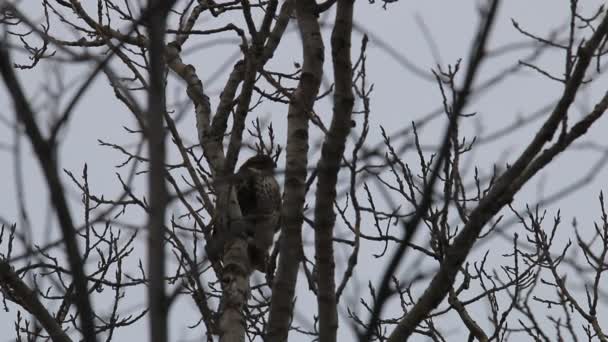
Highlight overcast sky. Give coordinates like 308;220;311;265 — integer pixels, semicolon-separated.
1;1;608;341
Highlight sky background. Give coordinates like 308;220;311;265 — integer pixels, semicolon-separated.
1;0;608;340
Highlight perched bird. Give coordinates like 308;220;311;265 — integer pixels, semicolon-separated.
235;154;281;272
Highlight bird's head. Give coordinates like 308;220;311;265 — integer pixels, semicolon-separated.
241;154;277;173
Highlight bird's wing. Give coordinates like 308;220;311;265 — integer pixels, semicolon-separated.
236;169;257;217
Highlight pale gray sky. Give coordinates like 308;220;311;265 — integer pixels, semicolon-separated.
1;1;607;341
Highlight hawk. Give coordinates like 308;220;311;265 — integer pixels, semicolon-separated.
235;154;281;272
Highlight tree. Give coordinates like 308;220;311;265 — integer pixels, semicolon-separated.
1;0;608;341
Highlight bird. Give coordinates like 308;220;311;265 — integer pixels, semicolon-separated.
235;154;281;273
